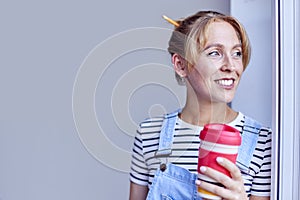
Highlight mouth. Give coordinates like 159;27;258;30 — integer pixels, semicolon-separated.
215;78;235;89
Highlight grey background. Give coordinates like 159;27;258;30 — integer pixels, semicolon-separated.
231;0;272;127
0;0;271;199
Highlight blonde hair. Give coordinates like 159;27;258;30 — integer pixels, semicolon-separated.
167;11;251;85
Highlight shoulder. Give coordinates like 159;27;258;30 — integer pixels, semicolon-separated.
235;113;271;131
239;113;272;146
242;114;272;134
239;114;272;174
139;115;165;128
138;109;180;132
231;112;272;142
138;115;165;131
136;115;165;141
136;109;182;140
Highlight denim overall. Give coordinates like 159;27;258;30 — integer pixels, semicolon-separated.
146;110;262;200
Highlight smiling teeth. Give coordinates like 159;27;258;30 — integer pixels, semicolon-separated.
216;79;233;86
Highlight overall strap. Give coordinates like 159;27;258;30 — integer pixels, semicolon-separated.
155;109;180;157
236;115;262;172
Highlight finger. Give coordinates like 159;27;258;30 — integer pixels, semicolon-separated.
198;164;246;199
216;157;243;181
196;179;239;200
199;166;233;189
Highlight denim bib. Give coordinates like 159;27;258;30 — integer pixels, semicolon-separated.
146;110;261;200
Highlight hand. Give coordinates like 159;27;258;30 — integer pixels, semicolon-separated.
195;157;248;200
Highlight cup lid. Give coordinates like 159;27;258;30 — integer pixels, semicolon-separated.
200;123;241;145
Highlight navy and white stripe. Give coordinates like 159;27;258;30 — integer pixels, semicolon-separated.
130;112;272;197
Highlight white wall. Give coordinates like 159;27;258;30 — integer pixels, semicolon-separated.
0;1;230;200
231;0;272;127
231;1;275;198
278;0;300;199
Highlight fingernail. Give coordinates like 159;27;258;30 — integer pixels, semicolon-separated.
200;166;207;172
216;157;224;163
195;180;201;185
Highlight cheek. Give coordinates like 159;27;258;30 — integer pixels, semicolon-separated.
237;66;244;77
191;64;215;78
188;68;214;92
188;68;208;85
236;61;244;74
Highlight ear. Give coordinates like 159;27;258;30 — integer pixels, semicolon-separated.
172;54;188;78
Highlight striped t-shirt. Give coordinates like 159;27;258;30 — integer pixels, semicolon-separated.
130;112;272;197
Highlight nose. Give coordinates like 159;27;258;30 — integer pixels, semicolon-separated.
220;54;235;72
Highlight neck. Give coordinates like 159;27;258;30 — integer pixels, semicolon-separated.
180;86;237;126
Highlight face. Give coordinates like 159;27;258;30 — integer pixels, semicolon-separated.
185;21;244;104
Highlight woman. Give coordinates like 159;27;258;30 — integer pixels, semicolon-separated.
129;11;271;200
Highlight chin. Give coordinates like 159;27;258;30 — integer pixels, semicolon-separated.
224;92;236;103
219;98;234;105
210;92;236;104
211;98;233;104
225;97;234;104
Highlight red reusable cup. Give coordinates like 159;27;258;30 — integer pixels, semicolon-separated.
197;123;241;200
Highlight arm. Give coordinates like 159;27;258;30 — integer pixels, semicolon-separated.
250;128;272;198
129;125;150;200
129;182;149;200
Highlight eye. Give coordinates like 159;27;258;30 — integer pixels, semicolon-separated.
208;50;221;57
233;50;242;58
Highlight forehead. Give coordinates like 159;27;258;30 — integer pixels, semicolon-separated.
204;21;240;46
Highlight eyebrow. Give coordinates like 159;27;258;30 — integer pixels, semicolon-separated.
203;43;242;51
